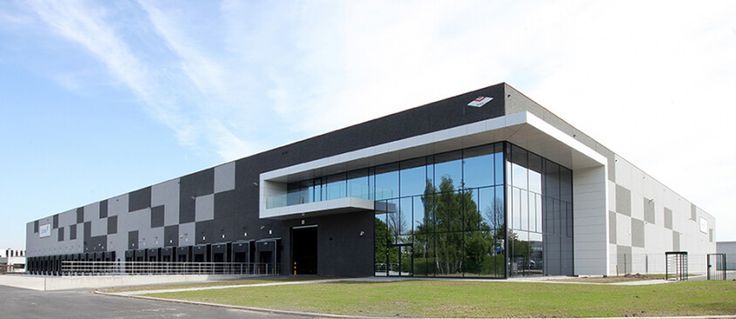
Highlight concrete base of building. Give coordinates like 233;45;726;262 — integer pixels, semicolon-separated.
0;273;264;291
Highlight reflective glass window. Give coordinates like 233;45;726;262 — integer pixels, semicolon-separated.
463;145;494;189
374;163;399;200
325;173;346;200
434;151;462;191
494;144;504;186
347;169;370;200
400;158;428;197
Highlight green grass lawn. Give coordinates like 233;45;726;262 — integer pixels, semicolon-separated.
146;280;736;318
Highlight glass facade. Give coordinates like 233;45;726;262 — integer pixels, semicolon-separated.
283;141;573;278
508;144;574;277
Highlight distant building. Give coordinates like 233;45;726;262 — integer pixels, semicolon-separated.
716;241;736;270
25;83;716;278
1;249;26;273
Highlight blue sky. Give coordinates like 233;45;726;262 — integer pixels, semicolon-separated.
1;1;735;251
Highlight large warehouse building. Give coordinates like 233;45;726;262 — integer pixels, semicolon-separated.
26;83;716;278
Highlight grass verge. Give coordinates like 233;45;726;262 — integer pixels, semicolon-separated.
101;276;311;293
146;280;736;318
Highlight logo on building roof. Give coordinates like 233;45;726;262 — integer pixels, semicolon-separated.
468;96;493;107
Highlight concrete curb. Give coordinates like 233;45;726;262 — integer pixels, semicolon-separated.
95;290;736;319
116;278;346;296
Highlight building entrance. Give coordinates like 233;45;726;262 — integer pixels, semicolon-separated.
291;226;318;275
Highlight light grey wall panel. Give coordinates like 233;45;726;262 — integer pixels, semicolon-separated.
214;162;236;193
673;231;680;251
58;209;77;228
84;202;99;223
152;178;180;227
178;222;195;246
90;214;107;237
107;194;128;216
195;194;214;222
664;208;673;229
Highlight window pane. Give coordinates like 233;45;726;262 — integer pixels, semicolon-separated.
494;144;504;186
520;189;529;231
435;188;462;232
536;193;543;233
400;197;413;235
286;180;311;205
463;230;499;277
464;189;481;231
413;226;433;276
347;169;370;200
413;196;429;233
400;158;428;197
434;231;463;276
463;145;494;189
528;153;542;194
374;212;389;276
325;173;346;200
375;163;399;200
478;187;495;230
512;187;521;230
528;232;543;276
434;151;462;191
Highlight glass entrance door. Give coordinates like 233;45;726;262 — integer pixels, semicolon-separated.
387;244;413;277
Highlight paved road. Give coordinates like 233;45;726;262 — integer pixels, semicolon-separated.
0;285;302;319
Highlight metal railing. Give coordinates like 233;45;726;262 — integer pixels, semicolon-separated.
60;261;279;276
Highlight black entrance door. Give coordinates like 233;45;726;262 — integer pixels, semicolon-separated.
291;226;318;275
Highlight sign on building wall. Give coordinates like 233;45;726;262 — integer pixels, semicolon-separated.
467;96;493;107
39;224;51;238
699;217;708;233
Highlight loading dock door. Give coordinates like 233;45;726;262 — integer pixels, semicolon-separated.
291;226;318;275
232;241;251;263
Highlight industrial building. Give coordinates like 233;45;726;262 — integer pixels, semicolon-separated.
25;83;717;278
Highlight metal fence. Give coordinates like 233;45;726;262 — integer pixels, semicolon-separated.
613;253;712;276
60;261;279;276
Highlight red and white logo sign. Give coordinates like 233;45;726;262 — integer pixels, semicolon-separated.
468;96;493;107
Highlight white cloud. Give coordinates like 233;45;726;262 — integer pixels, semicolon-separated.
22;0;736;239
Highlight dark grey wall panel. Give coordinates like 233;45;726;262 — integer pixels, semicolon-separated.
164;225;178;247
690;204;697;221
616;245;632;274
615;185;631;216
86;235;107;252
214;190;237;220
608;211;616;244
34;220;38;233
83;221;91;240
643;198;655;224
631;218;645;248
664;207;673;229
179;168;214;224
129;187;152;212
70;224;77;240
76;207;84;223
53;214;58;229
100;200;108;218
128;231;138;250
151;205;165;228
107;216;117;234
673;231;680;251
57;227;64;241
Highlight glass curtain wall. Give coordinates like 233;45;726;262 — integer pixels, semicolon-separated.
374;143;506;278
284;141;572;278
507;144;574;277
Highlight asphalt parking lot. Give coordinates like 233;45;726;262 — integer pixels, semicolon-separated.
0;285;301;319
